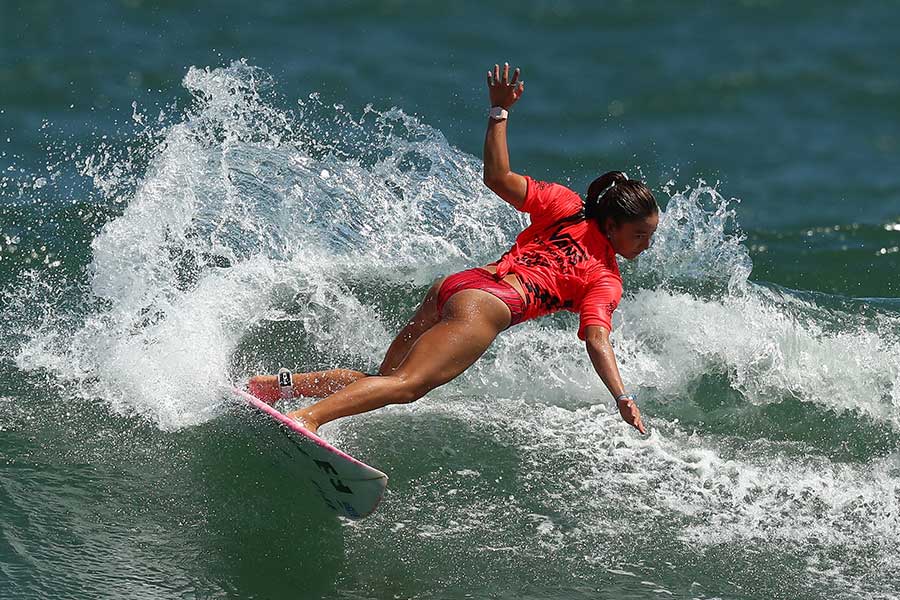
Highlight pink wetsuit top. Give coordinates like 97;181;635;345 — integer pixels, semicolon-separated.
494;176;623;339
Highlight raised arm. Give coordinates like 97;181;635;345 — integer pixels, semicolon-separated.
583;325;647;435
483;63;528;210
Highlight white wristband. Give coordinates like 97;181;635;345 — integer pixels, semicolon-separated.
489;106;508;121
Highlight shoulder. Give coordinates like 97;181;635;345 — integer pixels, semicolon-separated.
522;176;583;221
581;249;622;296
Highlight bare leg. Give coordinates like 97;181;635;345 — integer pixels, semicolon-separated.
248;369;370;404
377;277;445;375
288;289;512;433
247;278;446;404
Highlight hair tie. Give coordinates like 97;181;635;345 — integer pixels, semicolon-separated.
596;180;616;199
598;173;629;199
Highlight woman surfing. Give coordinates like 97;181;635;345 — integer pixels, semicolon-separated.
249;62;657;436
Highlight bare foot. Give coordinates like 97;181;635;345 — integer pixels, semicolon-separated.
248;375;281;404
287;409;319;435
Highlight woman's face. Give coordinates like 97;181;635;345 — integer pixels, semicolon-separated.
606;213;659;260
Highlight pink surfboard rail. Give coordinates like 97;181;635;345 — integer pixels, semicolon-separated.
228;385;388;519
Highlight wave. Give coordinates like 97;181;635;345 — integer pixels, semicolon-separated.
2;61;898;437
4;60;900;598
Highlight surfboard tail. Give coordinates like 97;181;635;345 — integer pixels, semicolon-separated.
229;386;388;520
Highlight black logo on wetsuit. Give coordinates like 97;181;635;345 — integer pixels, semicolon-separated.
508;212;588;312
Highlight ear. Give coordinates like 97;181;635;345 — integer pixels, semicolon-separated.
604;216;616;237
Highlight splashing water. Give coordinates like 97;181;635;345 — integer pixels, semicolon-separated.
7;61;525;429
4;61;900;598
5;61;900;435
630;179;752;295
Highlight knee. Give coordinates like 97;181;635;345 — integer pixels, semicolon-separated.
428;276;447;297
389;373;434;404
424;277;446;309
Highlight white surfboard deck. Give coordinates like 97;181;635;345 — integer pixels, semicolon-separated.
229;386;388;520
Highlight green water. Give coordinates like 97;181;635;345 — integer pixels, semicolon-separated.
2;1;900;599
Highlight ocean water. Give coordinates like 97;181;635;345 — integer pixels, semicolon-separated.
2;1;900;599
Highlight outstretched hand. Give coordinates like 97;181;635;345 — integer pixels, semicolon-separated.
617;398;647;435
487;62;524;110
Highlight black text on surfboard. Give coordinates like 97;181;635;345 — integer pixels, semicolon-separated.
315;459;353;494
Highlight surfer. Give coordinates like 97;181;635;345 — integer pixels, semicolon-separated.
250;63;656;436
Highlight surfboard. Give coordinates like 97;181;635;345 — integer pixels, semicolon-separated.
229;386;388;520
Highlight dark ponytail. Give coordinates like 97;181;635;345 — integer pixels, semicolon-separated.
584;170;658;226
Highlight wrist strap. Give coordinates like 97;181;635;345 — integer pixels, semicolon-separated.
615;393;635;403
277;368;294;400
